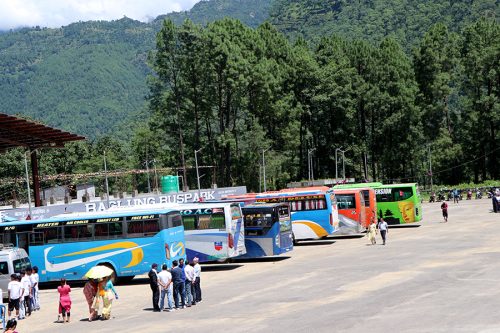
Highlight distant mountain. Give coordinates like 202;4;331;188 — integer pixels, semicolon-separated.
270;0;498;45
0;0;271;139
160;0;271;28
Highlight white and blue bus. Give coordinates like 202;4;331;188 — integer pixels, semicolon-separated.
0;208;186;282
255;187;339;243
178;203;246;262
241;203;293;258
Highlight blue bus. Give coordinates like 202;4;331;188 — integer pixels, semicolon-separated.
241;203;293;257
0;208;186;282
178;202;246;262
255;187;339;243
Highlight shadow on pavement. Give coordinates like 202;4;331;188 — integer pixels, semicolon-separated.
295;240;336;246
329;234;365;240
234;256;291;263
389;224;421;229
202;264;243;272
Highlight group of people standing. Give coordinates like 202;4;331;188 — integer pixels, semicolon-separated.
367;218;389;245
148;258;202;312
82;276;119;321
7;267;40;321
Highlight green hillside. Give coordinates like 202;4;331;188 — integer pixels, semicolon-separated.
0;0;498;139
0;0;270;139
270;0;499;45
158;0;271;28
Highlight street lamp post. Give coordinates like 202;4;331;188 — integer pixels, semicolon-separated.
308;148;316;181
24;151;32;218
262;148;270;192
428;145;433;191
339;148;348;180
195;148;202;196
103;150;110;208
335;147;343;181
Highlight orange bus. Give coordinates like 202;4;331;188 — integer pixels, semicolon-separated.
333;188;367;234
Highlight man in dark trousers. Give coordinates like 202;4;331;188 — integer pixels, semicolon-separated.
171;260;186;309
148;263;160;312
378;218;389;245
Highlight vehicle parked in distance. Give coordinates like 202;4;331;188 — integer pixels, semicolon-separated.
333;188;367;234
241;203;293;258
0;246;31;298
255;187;339;243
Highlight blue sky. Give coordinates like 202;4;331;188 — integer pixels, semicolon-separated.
0;0;201;30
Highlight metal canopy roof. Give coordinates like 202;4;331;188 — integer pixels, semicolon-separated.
0;113;85;152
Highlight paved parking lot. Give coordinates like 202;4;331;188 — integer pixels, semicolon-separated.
19;199;500;332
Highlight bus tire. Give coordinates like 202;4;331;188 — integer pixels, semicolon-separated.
98;263;117;284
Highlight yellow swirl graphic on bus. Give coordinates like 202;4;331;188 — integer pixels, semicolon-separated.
54;241;144;268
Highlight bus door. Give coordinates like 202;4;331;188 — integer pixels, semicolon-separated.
358;191;367;230
277;205;293;253
16;232;30;253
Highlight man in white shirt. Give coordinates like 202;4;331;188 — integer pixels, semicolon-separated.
378;218;389;245
193;257;202;303
7;274;22;319
20;270;32;317
157;264;173;311
31;266;40;310
184;262;196;307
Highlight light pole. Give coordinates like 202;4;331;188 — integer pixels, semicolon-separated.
103;150;110;208
195;148;202;196
308;148;316;181
262;148;270;192
335;147;343;181
339;148;348;180
24;151;32;218
428;145;433;191
144;159;151;193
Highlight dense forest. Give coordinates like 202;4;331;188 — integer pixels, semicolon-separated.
0;0;499;203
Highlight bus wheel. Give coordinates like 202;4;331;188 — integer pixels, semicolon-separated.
98;263;117;284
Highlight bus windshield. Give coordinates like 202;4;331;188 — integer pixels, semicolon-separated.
244;209;274;228
336;194;356;209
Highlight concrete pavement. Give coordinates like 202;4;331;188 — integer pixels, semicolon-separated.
19;199;500;332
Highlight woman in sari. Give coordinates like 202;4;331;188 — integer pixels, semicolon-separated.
83;279;98;321
367;221;377;245
57;278;71;323
99;277;118;320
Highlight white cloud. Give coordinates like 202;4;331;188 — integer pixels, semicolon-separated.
0;0;201;30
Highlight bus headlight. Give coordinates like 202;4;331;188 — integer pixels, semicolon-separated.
275;235;280;247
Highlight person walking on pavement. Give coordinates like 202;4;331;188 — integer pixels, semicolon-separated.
367;221;377;245
378;218;389;245
441;201;448;222
157;264;173;311
171;260;185;309
193;257;202;303
148;263;161;312
453;189;459;204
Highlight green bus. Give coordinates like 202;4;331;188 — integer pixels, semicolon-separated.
334;182;422;225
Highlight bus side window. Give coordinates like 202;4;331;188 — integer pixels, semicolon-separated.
144;219;160;236
198;215;211;229
43;227;62;243
182;216;196;230
109;222;123;237
210;213;225;229
94;224;109;238
127;221;144;236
